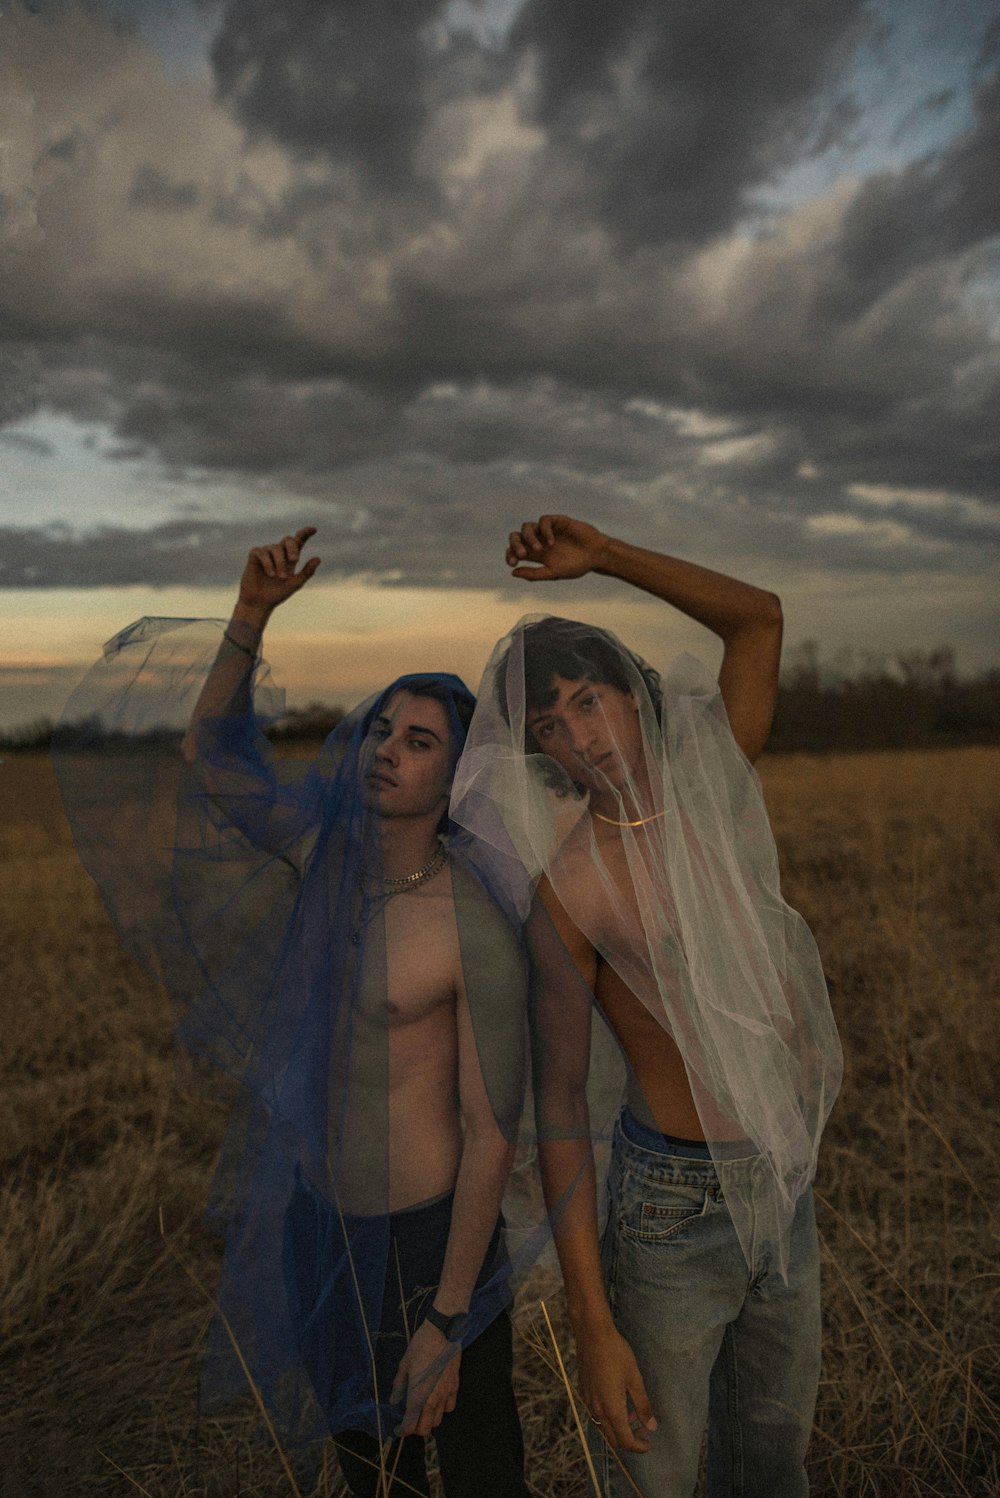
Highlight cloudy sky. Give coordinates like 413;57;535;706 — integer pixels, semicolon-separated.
1;0;998;727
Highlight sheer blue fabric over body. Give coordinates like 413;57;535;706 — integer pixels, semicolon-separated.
53;617;540;1446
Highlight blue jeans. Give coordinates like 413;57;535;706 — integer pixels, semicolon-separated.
597;1110;821;1498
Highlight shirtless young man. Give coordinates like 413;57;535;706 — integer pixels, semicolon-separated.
181;528;531;1498
452;514;840;1498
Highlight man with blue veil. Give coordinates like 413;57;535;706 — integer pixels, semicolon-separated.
54;528;533;1498
451;514;842;1498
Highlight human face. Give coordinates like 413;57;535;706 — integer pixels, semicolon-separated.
362;690;454;821
525;675;644;795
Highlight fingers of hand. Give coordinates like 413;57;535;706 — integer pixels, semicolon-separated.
389;1362;408;1408
414;1398;444;1437
607;1411;650;1452
507;530;529;562
416;1367;458;1434
631;1385;657;1434
520;520;543;552
294;525;317;547
610;1404;645;1450
510;565;555;582
401;1384;439;1438
292;555;321;589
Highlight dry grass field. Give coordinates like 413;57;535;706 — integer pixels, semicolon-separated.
0;747;997;1497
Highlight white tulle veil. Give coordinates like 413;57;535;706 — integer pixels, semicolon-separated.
451;614;841;1282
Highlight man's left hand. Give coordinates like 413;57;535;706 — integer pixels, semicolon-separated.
506;513;610;581
390;1320;462;1437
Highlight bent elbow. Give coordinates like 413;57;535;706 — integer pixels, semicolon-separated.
761;591;783;630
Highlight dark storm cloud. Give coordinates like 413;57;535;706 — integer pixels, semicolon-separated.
507;0;867;244
212;0;458;187
0;0;998;603
211;0;867;246
115;370;397;473
823;69;1000;322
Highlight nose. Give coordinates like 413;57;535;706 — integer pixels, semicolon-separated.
567;721;598;760
375;733;400;765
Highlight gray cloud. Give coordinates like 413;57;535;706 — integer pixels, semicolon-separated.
211;0;457;188
0;0;998;606
509;0;867;245
128;164;201;212
824;71;1000;322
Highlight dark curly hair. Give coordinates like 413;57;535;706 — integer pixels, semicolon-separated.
498;618;663;735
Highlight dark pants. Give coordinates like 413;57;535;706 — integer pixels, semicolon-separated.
335;1310;527;1497
285;1181;529;1498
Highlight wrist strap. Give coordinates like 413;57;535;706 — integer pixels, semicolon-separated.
424;1304;470;1342
223;629;257;659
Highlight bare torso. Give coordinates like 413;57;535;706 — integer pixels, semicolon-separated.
556;819;706;1141
330;866;465;1213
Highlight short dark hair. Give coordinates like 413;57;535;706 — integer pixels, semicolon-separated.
403;675;476;747
499;618;663;728
368;673;476;833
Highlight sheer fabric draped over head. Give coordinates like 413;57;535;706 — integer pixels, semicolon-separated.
53;617;535;1444
450;614;842;1282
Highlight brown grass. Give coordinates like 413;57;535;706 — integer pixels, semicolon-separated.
0;748;997;1496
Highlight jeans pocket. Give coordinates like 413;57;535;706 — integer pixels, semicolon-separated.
618;1181;710;1243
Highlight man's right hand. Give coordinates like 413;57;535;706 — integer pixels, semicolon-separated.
577;1321;657;1453
236;527;320;620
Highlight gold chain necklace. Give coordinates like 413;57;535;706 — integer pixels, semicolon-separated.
351;846;448;946
378;844;448;888
592;808;669;828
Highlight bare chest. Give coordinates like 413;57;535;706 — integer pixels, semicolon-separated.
364;882;461;1029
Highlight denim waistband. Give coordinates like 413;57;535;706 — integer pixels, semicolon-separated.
619;1106;713;1160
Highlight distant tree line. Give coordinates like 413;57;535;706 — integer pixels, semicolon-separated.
3;649;998;755
3;701;348;754
768;643;1000;752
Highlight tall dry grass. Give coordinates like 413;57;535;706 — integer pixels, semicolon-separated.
0;748;997;1496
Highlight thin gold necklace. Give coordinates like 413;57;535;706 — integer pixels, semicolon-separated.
592;808;668;828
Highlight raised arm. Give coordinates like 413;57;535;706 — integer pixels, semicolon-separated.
182;527;321;758
506;514;782;763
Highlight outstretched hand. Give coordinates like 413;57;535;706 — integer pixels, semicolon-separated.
506;514;610;582
237;527;320;617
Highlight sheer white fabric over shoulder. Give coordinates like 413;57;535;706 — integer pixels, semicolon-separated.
450;614;842;1282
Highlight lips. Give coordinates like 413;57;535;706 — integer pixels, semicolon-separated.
367;770;398;788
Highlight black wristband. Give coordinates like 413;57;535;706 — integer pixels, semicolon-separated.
223;629;257;658
424;1305;471;1342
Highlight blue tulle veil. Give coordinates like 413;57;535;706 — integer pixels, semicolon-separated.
53;617;544;1446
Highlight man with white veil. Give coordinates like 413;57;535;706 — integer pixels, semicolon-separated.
450;514;841;1498
54;528;533;1498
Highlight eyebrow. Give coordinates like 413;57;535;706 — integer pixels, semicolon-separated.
527;681;596;724
374;715;444;743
